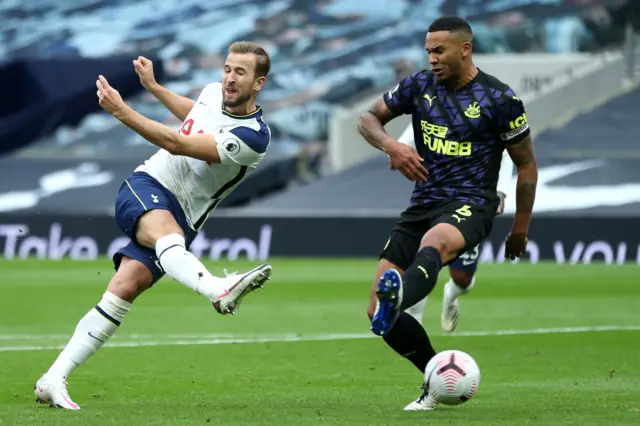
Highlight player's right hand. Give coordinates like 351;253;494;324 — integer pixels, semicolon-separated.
386;142;428;183
504;233;528;260
133;56;157;91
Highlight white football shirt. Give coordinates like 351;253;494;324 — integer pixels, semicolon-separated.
135;82;270;230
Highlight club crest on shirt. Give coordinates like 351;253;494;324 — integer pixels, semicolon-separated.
464;102;481;119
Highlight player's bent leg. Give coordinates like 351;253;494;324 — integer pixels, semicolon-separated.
397;223;466;315
34;257;148;410
136;209;271;315
107;256;155;301
374;230;441;411
441;249;479;333
394;224;467;412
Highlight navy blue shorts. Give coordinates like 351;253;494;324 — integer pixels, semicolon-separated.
112;171;197;284
448;244;480;273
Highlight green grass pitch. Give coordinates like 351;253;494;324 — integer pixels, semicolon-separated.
0;258;639;425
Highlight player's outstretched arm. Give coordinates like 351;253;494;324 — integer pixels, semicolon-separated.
505;135;538;258
134;56;195;121
97;75;220;163
357;98;428;182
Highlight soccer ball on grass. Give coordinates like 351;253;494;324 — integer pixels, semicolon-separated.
424;349;480;405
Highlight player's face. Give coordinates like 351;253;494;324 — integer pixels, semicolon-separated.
222;53;265;108
425;31;470;84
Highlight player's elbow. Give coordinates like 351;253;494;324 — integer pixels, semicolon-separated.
165;133;190;156
164;142;182;156
356;112;374;137
517;159;538;179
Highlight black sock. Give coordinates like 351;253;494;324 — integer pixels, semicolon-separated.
400;246;442;311
383;312;437;373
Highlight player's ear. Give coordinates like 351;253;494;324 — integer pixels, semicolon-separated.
254;76;266;92
461;40;472;58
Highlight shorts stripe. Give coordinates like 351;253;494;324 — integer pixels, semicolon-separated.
125;179;148;210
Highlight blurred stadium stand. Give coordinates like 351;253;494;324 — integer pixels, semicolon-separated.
1;0;639;261
228;85;640;218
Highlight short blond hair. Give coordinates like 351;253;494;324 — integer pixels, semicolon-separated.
229;41;271;78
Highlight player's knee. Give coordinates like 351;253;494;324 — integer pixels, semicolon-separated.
418;238;451;264
136;209;183;249
421;225;466;263
450;268;474;288
107;257;154;303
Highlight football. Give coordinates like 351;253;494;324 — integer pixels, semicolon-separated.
424;350;480;405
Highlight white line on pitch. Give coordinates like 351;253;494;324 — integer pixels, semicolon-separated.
0;325;639;352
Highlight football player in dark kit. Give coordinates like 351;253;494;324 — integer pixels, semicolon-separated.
357;16;538;411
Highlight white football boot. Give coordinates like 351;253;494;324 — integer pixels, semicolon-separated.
213;264;272;315
34;375;80;410
404;386;438;411
440;281;460;333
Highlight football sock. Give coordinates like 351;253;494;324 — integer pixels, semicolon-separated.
400;247;442;310
447;277;475;300
156;233;225;301
383;312;437;373
46;291;130;379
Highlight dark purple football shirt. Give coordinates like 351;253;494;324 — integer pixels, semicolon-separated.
383;69;530;207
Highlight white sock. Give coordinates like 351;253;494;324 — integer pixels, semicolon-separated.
446;277;476;300
156;233;225;301
46;291;130;379
405;297;427;326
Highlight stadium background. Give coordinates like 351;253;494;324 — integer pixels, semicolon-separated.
1;1;640;424
1;0;640;264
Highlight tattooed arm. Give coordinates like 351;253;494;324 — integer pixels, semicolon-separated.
357;98;428;182
505;135;538;235
357;98;401;153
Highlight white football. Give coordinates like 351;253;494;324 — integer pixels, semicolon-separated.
424;350;480;405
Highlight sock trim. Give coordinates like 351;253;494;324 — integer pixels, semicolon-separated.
158;243;184;260
94;305;121;326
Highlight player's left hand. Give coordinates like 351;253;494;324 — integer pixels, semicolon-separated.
504;233;528;260
96;75;127;117
496;192;506;215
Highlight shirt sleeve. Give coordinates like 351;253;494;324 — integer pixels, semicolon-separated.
496;88;531;145
216;125;270;166
382;73;418;116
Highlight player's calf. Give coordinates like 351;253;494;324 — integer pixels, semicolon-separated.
398;223;467;312
34;258;143;409
399;246;442;311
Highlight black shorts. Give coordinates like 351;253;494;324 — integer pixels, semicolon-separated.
379;199;497;271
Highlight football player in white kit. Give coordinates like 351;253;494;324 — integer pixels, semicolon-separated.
393;122;515;333
34;42;273;410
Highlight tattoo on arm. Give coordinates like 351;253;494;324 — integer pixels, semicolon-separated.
367;98;398;126
506;135;536;167
506;135;538;221
357;98;401;152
